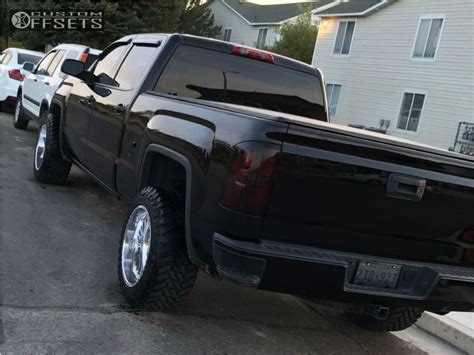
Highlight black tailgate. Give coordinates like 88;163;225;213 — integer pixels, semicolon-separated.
262;123;474;265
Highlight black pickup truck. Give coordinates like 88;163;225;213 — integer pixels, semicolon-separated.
32;33;474;332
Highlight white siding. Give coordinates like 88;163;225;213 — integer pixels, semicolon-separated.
312;0;474;151
210;0;280;47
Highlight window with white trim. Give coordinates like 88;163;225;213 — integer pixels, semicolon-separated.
412;16;444;59
326;83;342;117
223;28;232;42
397;92;426;132
333;21;355;55
256;28;268;48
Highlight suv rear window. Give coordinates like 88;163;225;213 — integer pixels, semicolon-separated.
154;46;326;120
18;53;42;64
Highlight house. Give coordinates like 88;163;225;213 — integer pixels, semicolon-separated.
210;0;335;48
312;0;474;152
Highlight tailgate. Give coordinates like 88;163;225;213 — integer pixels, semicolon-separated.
262;124;474;265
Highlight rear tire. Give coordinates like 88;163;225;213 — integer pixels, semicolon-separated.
33;112;71;184
118;187;198;311
346;307;424;332
13;96;29;130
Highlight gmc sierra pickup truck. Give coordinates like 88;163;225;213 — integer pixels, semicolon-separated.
33;33;474;332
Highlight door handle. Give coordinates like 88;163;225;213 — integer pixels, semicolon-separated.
33;78;37;82
386;174;426;201
114;103;125;114
44;81;50;86
85;95;95;104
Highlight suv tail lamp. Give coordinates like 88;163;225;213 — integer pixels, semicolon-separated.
8;69;24;81
222;142;279;216
232;45;274;63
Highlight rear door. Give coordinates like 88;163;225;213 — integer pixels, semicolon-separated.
22;51;57;116
262;124;474;263
85;43;159;190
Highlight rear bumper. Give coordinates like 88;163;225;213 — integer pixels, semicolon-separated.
213;233;474;312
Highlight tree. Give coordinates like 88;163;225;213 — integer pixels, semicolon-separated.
4;0;220;51
269;11;317;64
178;0;221;38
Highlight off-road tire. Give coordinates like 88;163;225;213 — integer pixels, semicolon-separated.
118;187;198;311
346;307;424;332
33;112;71;184
13;96;29;130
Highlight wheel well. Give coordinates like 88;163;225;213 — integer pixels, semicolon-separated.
140;152;187;195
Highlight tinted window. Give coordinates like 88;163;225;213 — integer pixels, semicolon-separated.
93;45;127;86
17;53;42;65
115;45;157;90
36;51;56;76
47;50;66;75
84;53;99;69
154;46;325;120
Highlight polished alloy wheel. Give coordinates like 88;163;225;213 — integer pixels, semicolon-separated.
14;99;21;123
121;205;152;287
35;124;47;170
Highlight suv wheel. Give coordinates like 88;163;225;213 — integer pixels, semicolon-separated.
346;307;424;332
33;112;71;184
118;187;198;311
13;96;29;130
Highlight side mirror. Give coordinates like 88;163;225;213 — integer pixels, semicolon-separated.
61;59;85;77
22;62;34;72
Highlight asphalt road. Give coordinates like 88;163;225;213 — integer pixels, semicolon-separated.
0;112;428;354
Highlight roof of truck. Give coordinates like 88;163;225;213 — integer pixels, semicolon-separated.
114;33;321;77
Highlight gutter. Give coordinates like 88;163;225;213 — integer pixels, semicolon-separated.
314;0;396;18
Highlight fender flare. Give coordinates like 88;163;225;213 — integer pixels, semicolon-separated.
139;143;204;266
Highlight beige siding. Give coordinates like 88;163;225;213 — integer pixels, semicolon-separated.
312;0;474;150
210;0;280;47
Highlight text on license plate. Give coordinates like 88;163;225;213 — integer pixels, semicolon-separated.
353;261;401;289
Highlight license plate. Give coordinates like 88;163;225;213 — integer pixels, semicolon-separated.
353;261;401;289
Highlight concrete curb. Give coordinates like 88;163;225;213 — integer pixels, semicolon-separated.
416;312;474;354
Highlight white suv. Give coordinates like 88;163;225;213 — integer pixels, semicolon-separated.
0;48;43;111
14;44;101;129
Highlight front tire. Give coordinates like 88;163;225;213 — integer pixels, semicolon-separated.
33;112;71;184
13;96;29;130
346;307;424;332
118;187;198;311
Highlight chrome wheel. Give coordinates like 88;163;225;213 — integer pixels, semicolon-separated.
35;124;47;170
14;99;21;123
121;205;152;287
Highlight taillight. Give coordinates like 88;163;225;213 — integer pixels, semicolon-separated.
222;142;279;216
461;228;474;242
8;69;24;81
232;45;274;63
79;51;88;62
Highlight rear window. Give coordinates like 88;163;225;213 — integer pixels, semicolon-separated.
18;53;42;65
154;46;326;120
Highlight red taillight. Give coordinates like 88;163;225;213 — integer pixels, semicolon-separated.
461;228;474;242
232;45;274;63
79;52;88;62
8;69;24;81
222;142;279;216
